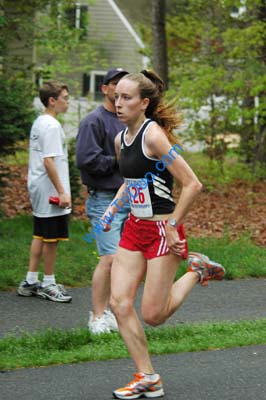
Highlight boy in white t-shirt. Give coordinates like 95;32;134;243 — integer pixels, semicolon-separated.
17;81;72;302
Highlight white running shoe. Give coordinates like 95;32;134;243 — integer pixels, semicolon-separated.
17;280;40;297
37;284;72;303
104;309;119;332
88;311;111;334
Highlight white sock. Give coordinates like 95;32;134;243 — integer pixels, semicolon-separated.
143;373;159;381
26;272;39;284
42;274;56;287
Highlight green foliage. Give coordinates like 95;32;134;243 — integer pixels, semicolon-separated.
0;75;33;210
165;0;266;168
2;1;106;92
2;143;29;166
33;1;106;93
183;151;266;183
0;76;35;156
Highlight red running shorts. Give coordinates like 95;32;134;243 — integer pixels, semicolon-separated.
119;213;188;260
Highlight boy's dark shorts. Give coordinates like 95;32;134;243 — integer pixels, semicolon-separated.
33;215;69;242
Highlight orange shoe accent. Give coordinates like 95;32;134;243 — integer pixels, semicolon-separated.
113;372;164;399
187;252;225;287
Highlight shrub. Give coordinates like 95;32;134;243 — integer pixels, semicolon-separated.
0;76;36;156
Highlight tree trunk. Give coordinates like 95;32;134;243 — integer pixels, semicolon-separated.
151;0;168;88
254;1;266;166
241;96;256;164
254;124;266;166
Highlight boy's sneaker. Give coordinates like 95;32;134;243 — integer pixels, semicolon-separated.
187;252;225;286
37;284;72;303
104;309;119;332
17;280;40;297
88;311;111;334
113;372;164;399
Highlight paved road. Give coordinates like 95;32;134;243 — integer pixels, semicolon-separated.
1;345;266;400
1;278;266;399
0;279;265;338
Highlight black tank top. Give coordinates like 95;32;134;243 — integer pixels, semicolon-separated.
119;119;175;216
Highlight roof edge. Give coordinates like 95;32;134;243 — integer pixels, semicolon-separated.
107;0;145;48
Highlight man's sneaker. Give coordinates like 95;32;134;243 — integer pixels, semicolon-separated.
113;372;164;399
56;284;68;295
88;311;111;334
187;252;225;286
37;284;72;303
17;280;40;297
104;309;119;332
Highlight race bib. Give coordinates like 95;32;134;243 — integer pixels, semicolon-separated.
125;178;153;218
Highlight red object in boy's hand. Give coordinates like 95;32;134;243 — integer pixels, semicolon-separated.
49;196;60;205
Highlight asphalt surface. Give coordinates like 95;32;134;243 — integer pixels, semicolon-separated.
1;278;266;400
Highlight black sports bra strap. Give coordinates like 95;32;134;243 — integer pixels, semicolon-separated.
120;119;152;147
120;128;127;147
142;119;152;131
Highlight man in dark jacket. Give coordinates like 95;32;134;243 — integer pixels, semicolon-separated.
76;67;129;334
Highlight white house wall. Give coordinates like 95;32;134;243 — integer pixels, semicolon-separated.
88;0;146;71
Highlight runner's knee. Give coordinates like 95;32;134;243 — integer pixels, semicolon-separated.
142;305;166;327
110;296;134;319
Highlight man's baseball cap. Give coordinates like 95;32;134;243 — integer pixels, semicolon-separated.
103;67;128;84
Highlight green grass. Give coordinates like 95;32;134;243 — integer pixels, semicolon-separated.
0;215;99;290
0;215;265;291
176;235;266;280
1;319;266;371
183;151;266;187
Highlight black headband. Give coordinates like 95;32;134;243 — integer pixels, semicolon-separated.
140;69;150;79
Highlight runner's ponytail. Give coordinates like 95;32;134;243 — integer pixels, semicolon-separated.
119;71;182;144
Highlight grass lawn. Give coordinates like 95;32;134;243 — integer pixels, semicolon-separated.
0;215;98;290
1;320;266;370
0;215;266;290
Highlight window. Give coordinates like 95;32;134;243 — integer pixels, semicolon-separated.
82;73;90;97
65;3;88;37
82;71;106;101
94;74;105;101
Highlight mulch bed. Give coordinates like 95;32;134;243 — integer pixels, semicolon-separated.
1;163;265;247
